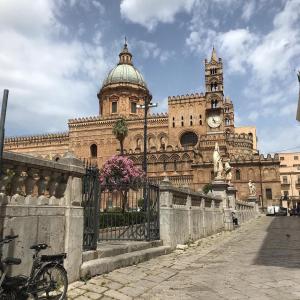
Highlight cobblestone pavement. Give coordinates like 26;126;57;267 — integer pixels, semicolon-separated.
68;216;300;299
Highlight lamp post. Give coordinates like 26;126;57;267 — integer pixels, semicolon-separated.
0;90;9;173
137;94;158;177
137;94;157;241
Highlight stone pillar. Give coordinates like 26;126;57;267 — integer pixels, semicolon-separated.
159;177;174;247
60;152;85;282
224;208;234;231
227;185;237;209
211;180;229;208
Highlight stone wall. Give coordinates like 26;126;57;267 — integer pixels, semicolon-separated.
0;151;85;282
235;200;258;224
159;179;224;248
159;178;258;248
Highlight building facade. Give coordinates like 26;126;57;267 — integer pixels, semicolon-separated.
279;152;300;208
4;43;281;205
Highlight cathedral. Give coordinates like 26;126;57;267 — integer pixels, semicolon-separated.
4;43;281;205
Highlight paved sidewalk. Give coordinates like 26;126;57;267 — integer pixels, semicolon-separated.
68;216;300;299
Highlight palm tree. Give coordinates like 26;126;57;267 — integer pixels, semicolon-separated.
112;118;128;155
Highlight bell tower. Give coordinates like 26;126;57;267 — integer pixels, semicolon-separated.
204;47;224;94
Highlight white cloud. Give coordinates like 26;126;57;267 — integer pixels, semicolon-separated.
120;0;196;31
0;0;109;136
131;40;174;63
218;29;258;73
242;1;256;21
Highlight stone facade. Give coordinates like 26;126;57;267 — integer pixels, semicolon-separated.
278;152;300;207
4;44;280;204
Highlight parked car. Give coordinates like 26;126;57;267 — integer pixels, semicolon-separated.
267;206;287;216
275;207;287;216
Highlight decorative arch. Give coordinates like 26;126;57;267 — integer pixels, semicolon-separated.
158;154;169;162
148;154;157;163
182;153;191;161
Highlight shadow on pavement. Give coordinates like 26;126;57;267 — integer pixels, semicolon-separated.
254;216;300;268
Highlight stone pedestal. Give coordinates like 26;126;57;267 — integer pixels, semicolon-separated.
211;180;229;208
247;195;257;203
227;185;237;209
248;195;259;213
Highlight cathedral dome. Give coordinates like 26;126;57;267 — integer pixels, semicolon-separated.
102;42;147;89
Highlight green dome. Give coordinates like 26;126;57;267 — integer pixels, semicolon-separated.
102;64;147;88
102;42;147;89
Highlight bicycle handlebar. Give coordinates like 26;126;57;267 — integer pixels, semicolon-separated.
0;235;18;244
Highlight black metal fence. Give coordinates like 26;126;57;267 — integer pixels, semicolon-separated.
98;183;159;241
82;166;160;250
82;167;99;250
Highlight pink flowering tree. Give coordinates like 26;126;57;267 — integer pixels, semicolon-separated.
99;155;144;212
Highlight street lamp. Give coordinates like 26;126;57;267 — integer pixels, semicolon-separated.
137;94;157;241
137;94;158;178
0;90;9;173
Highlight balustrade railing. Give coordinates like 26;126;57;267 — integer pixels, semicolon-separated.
0;151;85;206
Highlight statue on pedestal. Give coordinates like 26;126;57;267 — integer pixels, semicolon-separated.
213;142;223;180
248;180;256;196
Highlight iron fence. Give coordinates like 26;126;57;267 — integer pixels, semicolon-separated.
82;166;160;250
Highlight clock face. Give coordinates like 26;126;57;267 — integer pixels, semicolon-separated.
207;114;222;128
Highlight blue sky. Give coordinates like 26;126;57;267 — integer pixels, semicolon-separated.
0;0;299;154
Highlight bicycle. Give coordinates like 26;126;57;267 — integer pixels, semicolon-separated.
0;234;68;299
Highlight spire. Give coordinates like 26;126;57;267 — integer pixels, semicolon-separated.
118;38;133;65
211;46;218;62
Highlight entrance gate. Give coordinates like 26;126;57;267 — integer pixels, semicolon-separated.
82;166;160;250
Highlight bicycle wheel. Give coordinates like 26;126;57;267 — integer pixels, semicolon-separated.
32;264;68;300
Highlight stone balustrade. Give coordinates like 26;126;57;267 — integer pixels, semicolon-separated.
0;151;84;206
0;151;85;282
159;178;223;248
235;200;258;224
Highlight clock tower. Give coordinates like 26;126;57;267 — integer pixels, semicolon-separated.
204;48;234;133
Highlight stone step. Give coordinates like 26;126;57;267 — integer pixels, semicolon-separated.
83;240;163;263
80;245;171;279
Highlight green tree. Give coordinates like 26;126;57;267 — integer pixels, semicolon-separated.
202;183;212;194
112;118;128;155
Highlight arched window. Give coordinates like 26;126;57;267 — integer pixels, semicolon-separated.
235;169;241;180
225;118;230;126
190;115;193;126
55;157;60;162
90;144;97;158
211;100;218;108
249;132;253;140
211;82;218;91
181;116;184;127
172;117;175;128
199;115;202;125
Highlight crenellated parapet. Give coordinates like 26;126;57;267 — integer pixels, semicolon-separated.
229;152;280;163
5;132;69;145
68;113;168;128
168;92;205;104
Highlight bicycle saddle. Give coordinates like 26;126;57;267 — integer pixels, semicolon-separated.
30;243;48;251
3;257;21;265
